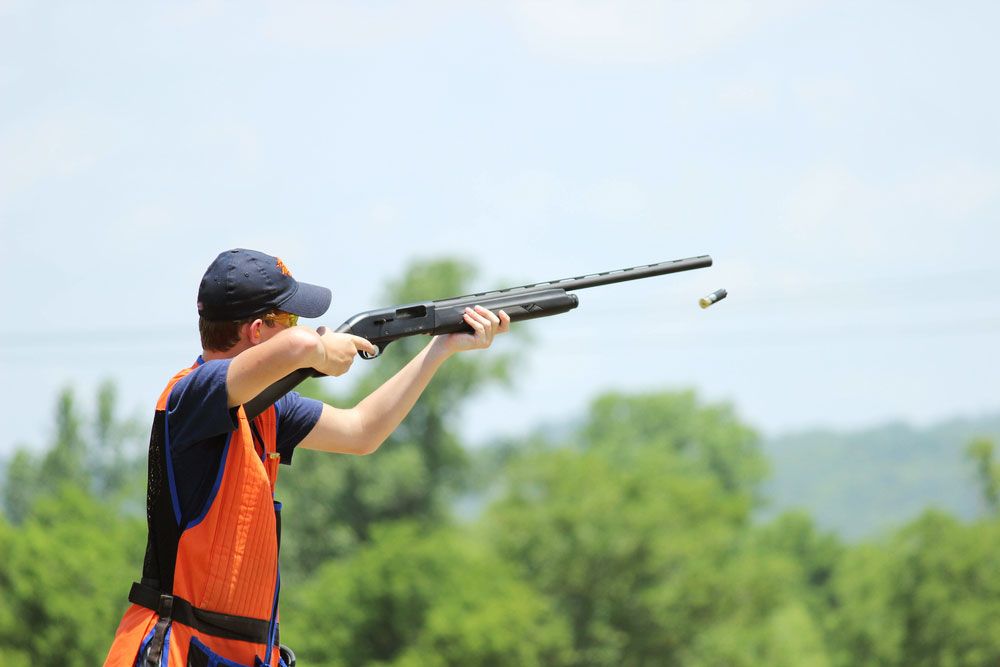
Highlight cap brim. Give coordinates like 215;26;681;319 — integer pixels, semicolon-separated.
278;281;332;319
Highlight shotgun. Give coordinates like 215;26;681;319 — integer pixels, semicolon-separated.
245;254;712;418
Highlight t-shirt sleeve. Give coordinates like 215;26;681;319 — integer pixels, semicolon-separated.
274;391;323;465
166;360;238;452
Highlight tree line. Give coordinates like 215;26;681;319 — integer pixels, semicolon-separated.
2;259;999;666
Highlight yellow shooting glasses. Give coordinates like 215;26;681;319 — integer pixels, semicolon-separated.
264;311;299;328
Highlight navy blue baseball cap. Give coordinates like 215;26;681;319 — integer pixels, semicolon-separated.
197;249;332;321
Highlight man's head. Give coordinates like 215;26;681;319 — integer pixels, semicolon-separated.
197;249;331;352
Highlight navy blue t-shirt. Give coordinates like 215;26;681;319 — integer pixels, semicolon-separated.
165;358;323;521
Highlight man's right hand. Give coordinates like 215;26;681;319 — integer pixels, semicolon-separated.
314;327;377;377
225;326;376;408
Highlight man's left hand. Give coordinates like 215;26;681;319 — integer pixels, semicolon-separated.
435;305;511;356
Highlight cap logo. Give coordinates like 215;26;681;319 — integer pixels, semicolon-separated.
276;257;292;277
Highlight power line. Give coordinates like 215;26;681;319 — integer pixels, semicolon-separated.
2;317;998;363
4;267;998;351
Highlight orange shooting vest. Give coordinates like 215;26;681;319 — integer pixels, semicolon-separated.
104;362;285;667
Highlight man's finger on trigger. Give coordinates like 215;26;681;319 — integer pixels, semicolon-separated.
352;335;377;354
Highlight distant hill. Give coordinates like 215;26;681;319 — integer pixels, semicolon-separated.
760;412;1000;540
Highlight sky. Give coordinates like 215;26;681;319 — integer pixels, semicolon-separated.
1;1;998;458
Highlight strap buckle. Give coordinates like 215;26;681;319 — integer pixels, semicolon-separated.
157;593;174;619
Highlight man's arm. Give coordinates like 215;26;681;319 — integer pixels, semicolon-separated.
226;327;375;408
299;305;509;456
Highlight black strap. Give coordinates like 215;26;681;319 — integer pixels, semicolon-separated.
249;419;267;462
129;582;272;644
144;595;173;667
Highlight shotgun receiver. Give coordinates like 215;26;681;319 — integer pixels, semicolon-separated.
245;254;712;418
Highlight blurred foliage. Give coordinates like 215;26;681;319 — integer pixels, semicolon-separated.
967;437;1000;513
283;522;573;667
0;487;144;666
580;390;767;498
827;510;1000;667
486;391;792;666
3;259;1000;666
2;381;146;524
279;258;527;576
0;383;146;666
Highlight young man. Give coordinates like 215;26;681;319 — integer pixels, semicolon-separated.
104;248;509;667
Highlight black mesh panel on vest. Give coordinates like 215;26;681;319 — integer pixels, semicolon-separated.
141;411;182;592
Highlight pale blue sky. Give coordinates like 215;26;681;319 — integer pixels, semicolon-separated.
2;1;998;456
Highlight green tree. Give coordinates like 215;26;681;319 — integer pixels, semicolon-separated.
483;390;813;666
687;601;831;667
747;512;843;617
38;388;89;490
581;390;767;498
966;436;1000;514
2;387;90;524
827;511;1000;667
0;486;145;666
0;380;147;664
90;381;147;503
824;542;903;666
2;449;39;525
279;258;527;575
487;445;741;665
685;513;841;667
2;380;145;524
282;522;573;667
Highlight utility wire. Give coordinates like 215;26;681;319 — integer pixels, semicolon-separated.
4;267;998;351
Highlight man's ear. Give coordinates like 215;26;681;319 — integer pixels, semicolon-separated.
246;319;265;345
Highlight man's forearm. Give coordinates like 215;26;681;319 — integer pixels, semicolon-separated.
226;328;324;408
351;338;452;453
300;308;502;455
